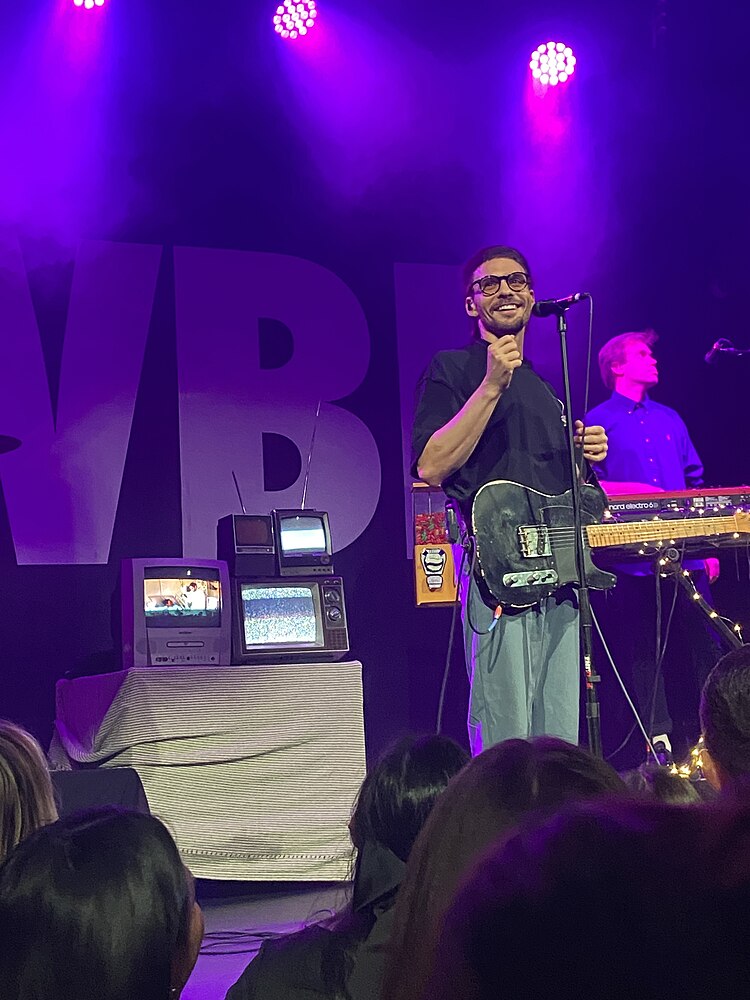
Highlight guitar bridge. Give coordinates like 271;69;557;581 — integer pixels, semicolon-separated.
518;524;552;557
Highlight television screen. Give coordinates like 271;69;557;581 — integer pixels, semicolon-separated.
278;515;328;556
234;516;274;548
144;572;222;629
240;583;321;648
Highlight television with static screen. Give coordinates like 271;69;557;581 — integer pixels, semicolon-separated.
121;558;231;668
231;576;349;663
272;509;333;576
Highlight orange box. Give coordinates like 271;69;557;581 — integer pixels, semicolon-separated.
412;482;458;606
414;542;458;606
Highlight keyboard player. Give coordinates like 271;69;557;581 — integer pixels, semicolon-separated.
586;329;722;764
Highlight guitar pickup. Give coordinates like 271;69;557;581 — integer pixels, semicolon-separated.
503;570;559;588
518;525;552;557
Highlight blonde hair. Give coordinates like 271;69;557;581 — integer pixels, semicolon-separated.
598;329;658;391
0;720;58;861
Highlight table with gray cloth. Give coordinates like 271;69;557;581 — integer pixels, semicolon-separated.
50;661;366;881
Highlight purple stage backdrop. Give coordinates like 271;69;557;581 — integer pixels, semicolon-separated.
1;0;748;760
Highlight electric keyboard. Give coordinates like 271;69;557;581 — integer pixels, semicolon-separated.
599;486;750;561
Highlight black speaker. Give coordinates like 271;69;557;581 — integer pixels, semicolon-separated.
52;768;150;816
217;514;277;577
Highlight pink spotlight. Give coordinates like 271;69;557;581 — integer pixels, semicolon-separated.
529;42;576;87
273;0;318;39
74;0;105;6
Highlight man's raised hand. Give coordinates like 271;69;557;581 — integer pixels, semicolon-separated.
484;333;522;394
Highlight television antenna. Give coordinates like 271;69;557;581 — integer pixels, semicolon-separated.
231;470;247;514
300;400;322;511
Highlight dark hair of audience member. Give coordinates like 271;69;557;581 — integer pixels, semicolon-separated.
0;718;58;862
330;733;470;956
348;732;470;864
224;733;469;1000
381;737;627;1000
622;765;701;804
324;733;470;993
700;645;750;790
0;807;203;1000
424;798;750;1000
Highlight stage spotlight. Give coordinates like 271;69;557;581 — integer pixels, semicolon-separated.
273;0;318;39
74;0;105;7
529;42;576;86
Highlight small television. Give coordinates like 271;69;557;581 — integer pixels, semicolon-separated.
217;514;276;577
121;558;232;668
272;509;333;576
231;576;349;664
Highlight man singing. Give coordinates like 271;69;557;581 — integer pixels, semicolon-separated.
412;245;607;753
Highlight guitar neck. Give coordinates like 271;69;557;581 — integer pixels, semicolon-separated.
586;514;744;549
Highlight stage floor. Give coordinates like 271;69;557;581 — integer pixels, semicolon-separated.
184;881;351;1000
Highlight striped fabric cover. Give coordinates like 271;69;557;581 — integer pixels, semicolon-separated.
51;662;366;881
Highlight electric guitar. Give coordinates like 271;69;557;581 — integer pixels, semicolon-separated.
471;480;750;608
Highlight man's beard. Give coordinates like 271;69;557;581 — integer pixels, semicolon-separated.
486;313;525;337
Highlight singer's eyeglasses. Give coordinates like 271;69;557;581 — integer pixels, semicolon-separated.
469;272;530;297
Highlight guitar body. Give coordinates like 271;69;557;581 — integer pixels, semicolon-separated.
472;480;617;608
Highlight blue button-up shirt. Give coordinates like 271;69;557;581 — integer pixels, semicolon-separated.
585;391;704;490
585;392;705;574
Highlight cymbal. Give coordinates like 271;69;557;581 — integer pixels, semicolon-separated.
0;435;21;455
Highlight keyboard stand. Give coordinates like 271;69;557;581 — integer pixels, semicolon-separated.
658;549;744;649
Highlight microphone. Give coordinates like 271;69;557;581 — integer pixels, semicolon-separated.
704;338;732;364
532;292;591;318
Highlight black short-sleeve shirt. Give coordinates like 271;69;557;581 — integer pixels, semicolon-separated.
411;341;576;504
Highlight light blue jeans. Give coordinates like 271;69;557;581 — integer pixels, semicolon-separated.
459;555;580;755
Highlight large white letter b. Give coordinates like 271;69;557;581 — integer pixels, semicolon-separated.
174;247;380;557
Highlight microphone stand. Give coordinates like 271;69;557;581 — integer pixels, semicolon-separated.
553;303;602;757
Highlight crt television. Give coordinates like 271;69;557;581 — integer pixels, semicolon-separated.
216;513;276;577
121;558;232;668
231;576;349;663
272;509;333;576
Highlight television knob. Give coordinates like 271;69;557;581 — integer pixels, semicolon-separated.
326;607;342;623
323;589;341;604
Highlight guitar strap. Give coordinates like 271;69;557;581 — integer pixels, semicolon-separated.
445;498;474;574
446;496;506;613
539;376;599;487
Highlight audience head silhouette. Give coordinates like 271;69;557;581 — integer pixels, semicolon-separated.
622;764;701;804
0;807;204;1000
224;733;468;1000
0;718;57;862
349;732;469;863
425;798;750;1000
700;645;750;790
382;736;626;1000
